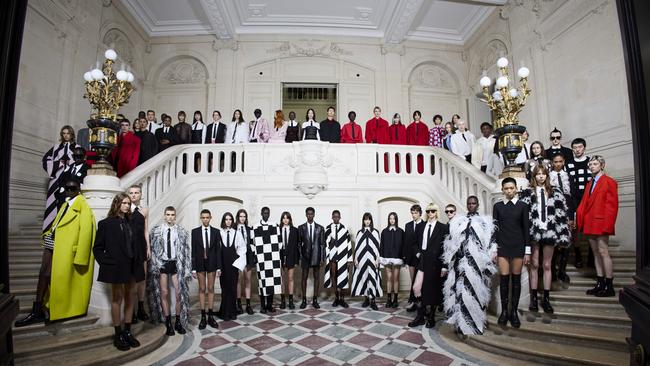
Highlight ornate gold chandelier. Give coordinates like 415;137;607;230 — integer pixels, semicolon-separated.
479;57;531;178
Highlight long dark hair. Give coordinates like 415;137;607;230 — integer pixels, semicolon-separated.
232;109;245;123
530;165;552;197
193;110;203;123
236;208;249;226
530;141;546;159
361;212;374;230
280;211;293;227
59;125;76;144
107;193;131;218
386;212;398;227
305;108;316;121
221;212;234;229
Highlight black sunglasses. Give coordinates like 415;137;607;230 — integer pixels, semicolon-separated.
551;136;561;140
426;209;437;213
445;210;455;214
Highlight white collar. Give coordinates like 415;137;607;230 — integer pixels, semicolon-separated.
130;203;141;212
66;195;79;206
503;197;519;204
574;155;588;162
427;220;437;226
414;218;422;224
260;220;270;225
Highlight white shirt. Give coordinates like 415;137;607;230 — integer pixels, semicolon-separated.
474;135;496;166
148;121;162;133
163;126;170;134
450;130;475;157
288;120;299;127
421;220;437;250
226;121;250;144
201;225;211;250
514;142;532;164
162;224;178;260
550;170;571;196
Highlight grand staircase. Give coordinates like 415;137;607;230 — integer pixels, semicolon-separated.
8;224;166;366
467;244;633;366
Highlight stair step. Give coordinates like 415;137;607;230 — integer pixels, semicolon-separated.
485;315;627;351
10;262;41;271
570;278;634;287
12;315;100;338
15;323;167;366
10;269;39;279
551;292;621;304
469;326;629;366
520;305;630;328
9;249;44;258
9;257;43;265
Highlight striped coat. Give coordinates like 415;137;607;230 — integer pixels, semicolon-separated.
323;223;352;289
351;228;383;298
41;142;78;234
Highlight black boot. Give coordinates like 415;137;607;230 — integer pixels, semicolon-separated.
113;325;130;351
551;250;558;282
425;306;436;329
312;297;320;309
260;296;267;314
14;302;46;327
288;295;295;310
574;245;583;268
557;249;570;284
408;299;425;327
529;289;539;312
267;295;275;312
339;293;349;308
123;323;140;347
541;290;554;314
510;274;522;329
207;309;218;329
370;297;378;311
385;293;393;308
586;276;605;295
245;299;254;314
596;277;615;297
392;293;399;308
165;315;175;336
236;298;244;314
332;291;340;307
361;296;370;308
280;295;286;309
300;298;307;309
198;310;207;330
137;301;150;321
497;275;509;326
174;315;186;334
131;311;138;324
406;295;417;312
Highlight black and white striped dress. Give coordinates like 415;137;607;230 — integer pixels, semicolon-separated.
351;228;383;298
323;223;351;289
41;142;77;234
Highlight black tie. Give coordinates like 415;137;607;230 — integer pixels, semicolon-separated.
525;147;529;159
227;230;231;247
395;125;398;140
309;224;313;243
240;226;245;242
232;123;238;143
134;206;139;214
335;225;338;241
557;172;563;193
462;133;467;142
166;228;172;259
351;123;355;140
212;124;217;140
252;120;258;139
541;189;547;222
427;224;432;240
284;227;288;246
204;228;209;256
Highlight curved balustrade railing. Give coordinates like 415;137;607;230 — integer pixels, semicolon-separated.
119;142;497;217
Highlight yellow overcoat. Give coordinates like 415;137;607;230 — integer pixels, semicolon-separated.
42;195;96;321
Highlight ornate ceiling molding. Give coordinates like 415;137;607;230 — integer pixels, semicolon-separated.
267;40;352;58
384;0;425;44
200;0;234;38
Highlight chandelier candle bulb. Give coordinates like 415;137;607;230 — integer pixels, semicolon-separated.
517;67;530;78
91;68;104;80
104;49;117;60
480;76;492;87
496;76;509;88
497;57;509;68
83;72;93;82
509;88;519;98
492;91;503;101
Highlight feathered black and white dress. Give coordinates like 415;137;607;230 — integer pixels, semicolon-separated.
443;214;497;335
324;223;352;289
519;186;571;247
351;228;383;298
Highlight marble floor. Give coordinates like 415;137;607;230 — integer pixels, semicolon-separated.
128;299;511;366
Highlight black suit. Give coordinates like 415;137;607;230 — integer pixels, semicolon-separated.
404;220;425;267
94;216;144;283
297;222;325;268
493;200;531;257
417;222;448;306
545;145;573;161
155;126;180;152
191;226;223;272
280;226;300;267
205;122;227;144
319;119;341;143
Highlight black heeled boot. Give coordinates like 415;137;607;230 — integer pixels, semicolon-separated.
288;295;295;310
529;289;539;312
198;310;207;330
236;298;244;314
497;275;509;326
207;309;218;328
312;297;320;309
165;315;175;336
300;298;307;309
586;276;604;295
361;296;370;308
596;277;615;297
267;295;276;312
131;311;138;324
15;302;45;327
392;293;399;308
510;274;522;328
260;296;267;314
370;297;378;310
280;295;286;309
557;249;570;284
541;290;554;314
123;323;140;347
332;291;340;307
245;298;254;314
425;306;436;328
174;315;186;334
137;301;150;321
385;293;393;308
113;325;130;351
339;293;349;308
408;298;425;327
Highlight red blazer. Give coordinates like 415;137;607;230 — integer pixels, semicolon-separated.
341;122;363;143
406;122;429;146
365;117;390;144
388;123;407;145
576;174;618;236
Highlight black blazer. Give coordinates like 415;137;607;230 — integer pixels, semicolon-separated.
417;222;449;306
191;226;223;272
380;227;405;259
205;122;227;144
297;222;325;266
155;126;180;152
545;145;573;161
280;225;300;266
319;119;341;143
404;220;425;263
94;216;137;283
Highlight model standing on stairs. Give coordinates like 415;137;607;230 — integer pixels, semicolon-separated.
127;185;151;324
191;209;222;330
492;178;531;329
235;209;255;315
94;193;143;351
520;165;571;314
577;155;619;297
351;213;383;311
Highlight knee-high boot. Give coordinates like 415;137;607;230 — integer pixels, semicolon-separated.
497;275;509;325
510;274;522;328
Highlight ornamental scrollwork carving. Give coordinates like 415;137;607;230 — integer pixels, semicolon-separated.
103;28;134;65
409;64;456;91
267;40;352;57
159;58;208;84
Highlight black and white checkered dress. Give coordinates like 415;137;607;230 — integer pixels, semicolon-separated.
252;222;283;296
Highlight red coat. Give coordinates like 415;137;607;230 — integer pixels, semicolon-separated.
388;123;407;145
341;122;364;143
113;132;141;178
406;122;429;146
365;117;390;144
576;174;618;236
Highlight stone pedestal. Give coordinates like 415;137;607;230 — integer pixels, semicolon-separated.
82;174;122;325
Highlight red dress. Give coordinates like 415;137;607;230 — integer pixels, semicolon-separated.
113;132;141;177
406;122;430;173
341;122;364;143
576;174;618;235
365;117;390;144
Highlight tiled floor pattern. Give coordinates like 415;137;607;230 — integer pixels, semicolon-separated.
170;301;459;366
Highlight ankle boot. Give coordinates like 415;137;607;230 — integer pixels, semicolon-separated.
131;311;138;324
14;301;45;327
267;295;275;312
300;298;307;309
557;250;570;284
174;315;186;334
198;310;207;330
288;295;295;310
236;298;244;314
339;293;349;308
392;293;399;308
123;323;140;347
510;274;522;328
332;292;340;307
370;297;378;311
361;296;370;308
385;293;393;308
497;275;509;325
312;297;320;309
113;325;130;351
596;277;615;297
260;296;267;314
245;299;254;314
165;315;175;336
425;306;436;328
280;295;286;309
207;309;218;328
137;301;150;321
586;276;605;295
529;289;539;312
541;290;554;314
408;299;425;327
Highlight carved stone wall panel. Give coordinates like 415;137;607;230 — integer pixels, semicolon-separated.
159;58;208;84
408;64;457;91
102;28;134;65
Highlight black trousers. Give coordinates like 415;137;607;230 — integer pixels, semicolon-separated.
219;247;239;318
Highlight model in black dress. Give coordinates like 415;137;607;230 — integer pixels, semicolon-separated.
404;204;425;311
236;209;255;315
191;209;223;329
380;212;405;308
285;111;300;143
218;212;247;321
94;193;142;351
127;185;150;324
493;178;531;328
279;211;300;309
